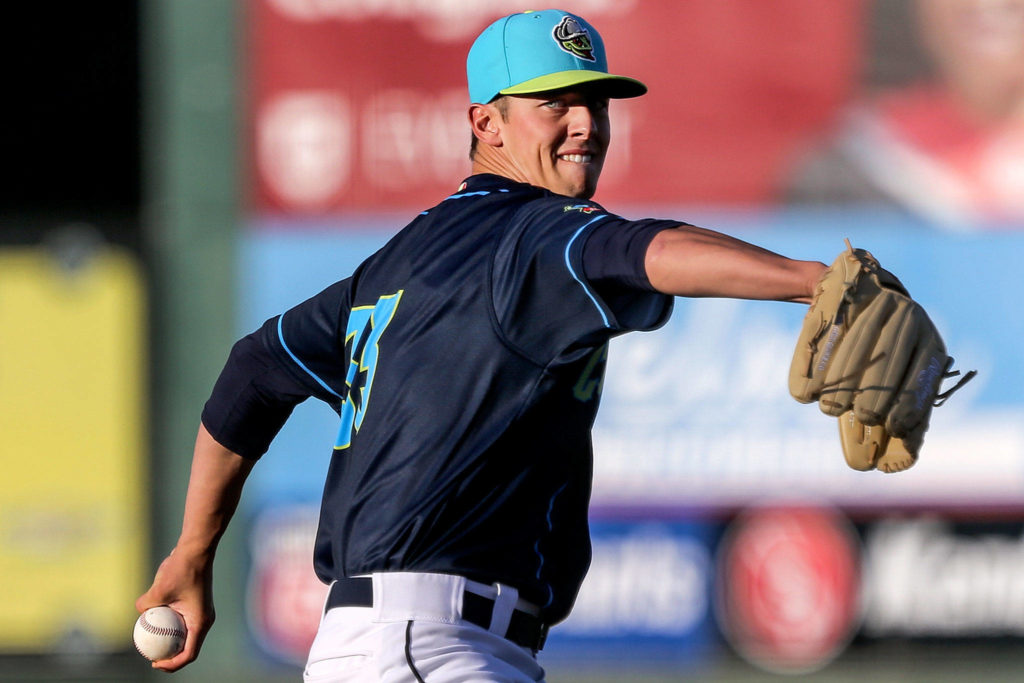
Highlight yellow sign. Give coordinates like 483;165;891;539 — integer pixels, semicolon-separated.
0;245;147;653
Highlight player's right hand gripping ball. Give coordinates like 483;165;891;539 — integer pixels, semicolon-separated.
133;606;186;661
789;241;975;473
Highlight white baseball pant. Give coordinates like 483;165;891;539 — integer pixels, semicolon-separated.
303;572;547;683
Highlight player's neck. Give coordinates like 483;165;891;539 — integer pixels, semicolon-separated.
470;146;532;188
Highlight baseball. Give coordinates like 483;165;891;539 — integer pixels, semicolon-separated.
133;606;187;661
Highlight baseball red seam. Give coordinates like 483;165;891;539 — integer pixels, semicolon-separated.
140;611;186;639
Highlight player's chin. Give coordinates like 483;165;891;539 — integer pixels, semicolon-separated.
563;170;603;199
582;162;606;196
577;174;602;200
554;160;602;196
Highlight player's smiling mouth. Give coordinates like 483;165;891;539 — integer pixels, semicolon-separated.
558;153;593;163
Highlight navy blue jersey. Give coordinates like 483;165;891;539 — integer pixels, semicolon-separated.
203;174;676;623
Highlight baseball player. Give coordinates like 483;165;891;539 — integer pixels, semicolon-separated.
137;9;864;682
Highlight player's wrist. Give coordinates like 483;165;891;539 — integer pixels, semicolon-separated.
169;537;219;566
802;261;828;303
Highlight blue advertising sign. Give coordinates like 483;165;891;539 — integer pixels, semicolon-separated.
592;211;1022;511
543;520;720;665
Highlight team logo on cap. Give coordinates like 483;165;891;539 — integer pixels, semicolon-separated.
552;16;596;62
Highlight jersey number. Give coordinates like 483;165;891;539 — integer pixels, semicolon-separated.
335;290;403;450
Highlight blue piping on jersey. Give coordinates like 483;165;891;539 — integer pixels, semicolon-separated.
534;481;569;609
421;188;510;215
444;188;511;201
277;314;344;400
565;215;611;328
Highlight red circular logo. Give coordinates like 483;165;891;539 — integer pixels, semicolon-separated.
715;505;861;673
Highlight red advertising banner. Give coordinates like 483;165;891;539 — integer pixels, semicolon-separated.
248;0;863;214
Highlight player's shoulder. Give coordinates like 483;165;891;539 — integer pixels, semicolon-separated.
448;174;612;216
411;175;539;223
446;174;541;202
519;182;609;216
513;193;617;243
508;188;615;229
424;174;623;240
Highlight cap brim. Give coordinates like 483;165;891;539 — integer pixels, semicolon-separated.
498;70;647;100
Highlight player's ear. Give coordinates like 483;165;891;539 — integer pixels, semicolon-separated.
468;103;502;147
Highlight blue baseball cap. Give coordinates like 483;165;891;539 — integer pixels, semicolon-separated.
467;10;647;104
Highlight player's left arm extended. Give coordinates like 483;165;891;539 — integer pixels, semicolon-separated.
644;224;827;303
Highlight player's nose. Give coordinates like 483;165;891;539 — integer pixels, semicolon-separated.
567;104;599;138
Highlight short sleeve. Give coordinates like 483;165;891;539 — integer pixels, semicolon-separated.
262;277;354;406
491;198;673;362
201;277;354;458
201;326;310;459
581;216;680;331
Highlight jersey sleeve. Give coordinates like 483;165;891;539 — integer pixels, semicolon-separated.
581;215;683;331
200;277;353;459
261;277;353;406
491;198;675;362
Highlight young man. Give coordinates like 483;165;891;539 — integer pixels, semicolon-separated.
137;10;826;681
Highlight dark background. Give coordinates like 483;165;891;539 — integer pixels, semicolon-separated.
1;3;140;245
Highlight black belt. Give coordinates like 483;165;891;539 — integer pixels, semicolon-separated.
326;577;548;651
